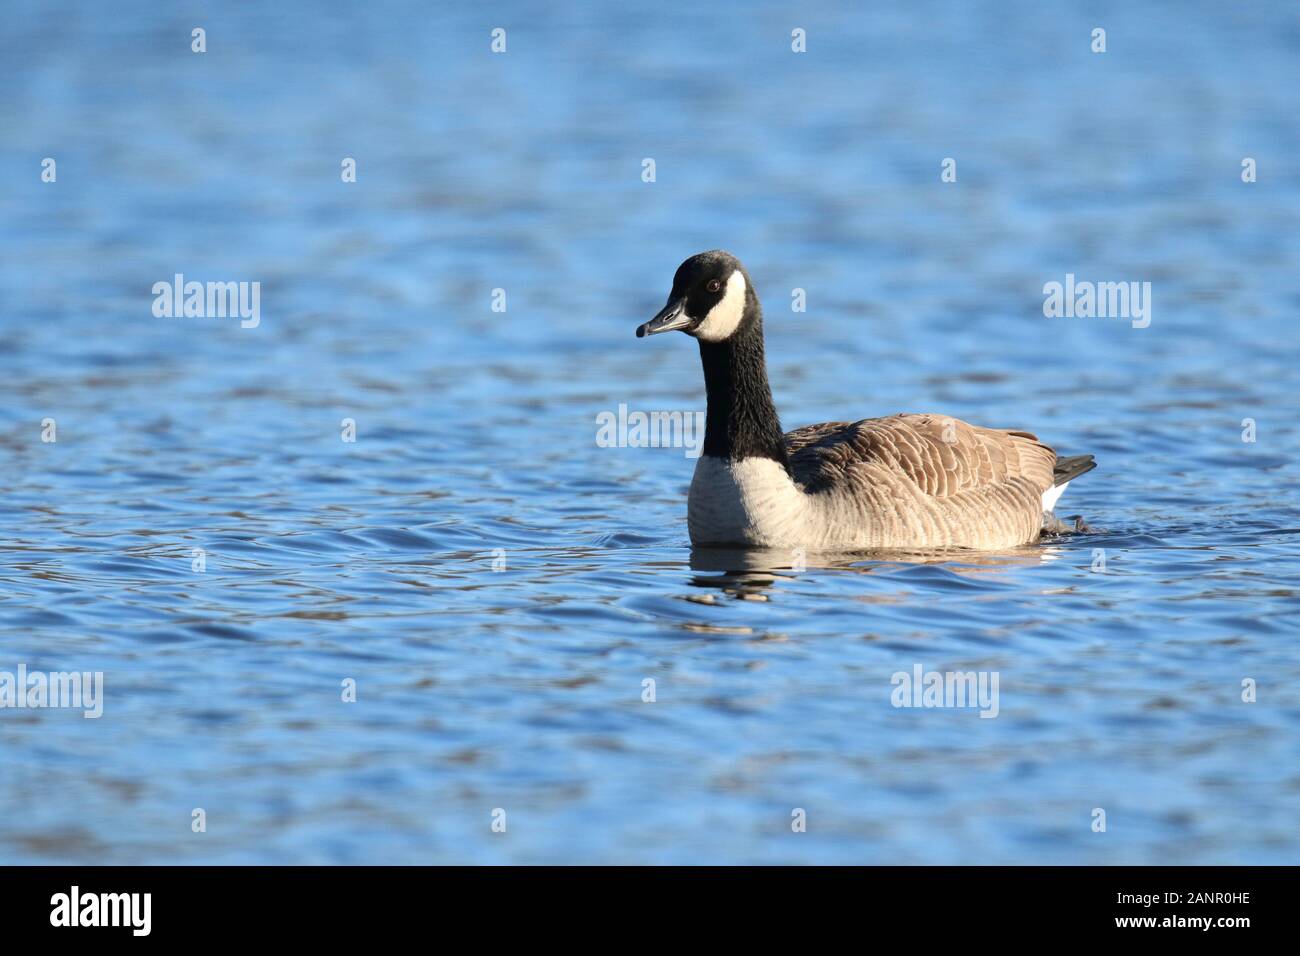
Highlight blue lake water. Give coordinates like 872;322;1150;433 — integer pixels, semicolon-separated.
2;1;1299;863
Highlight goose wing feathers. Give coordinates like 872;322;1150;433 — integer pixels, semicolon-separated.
785;413;1056;500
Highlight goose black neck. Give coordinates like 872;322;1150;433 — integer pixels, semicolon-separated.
697;305;789;469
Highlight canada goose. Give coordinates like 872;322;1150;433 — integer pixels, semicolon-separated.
636;250;1096;551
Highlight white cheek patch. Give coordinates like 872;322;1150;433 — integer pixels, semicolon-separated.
691;271;747;342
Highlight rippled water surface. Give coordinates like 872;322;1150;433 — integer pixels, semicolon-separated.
3;1;1299;863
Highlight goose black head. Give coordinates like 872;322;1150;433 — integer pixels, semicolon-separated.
636;250;754;342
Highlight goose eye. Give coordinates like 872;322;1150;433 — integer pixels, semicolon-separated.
706;279;721;293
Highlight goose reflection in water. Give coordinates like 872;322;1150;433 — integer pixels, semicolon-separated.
685;542;1069;601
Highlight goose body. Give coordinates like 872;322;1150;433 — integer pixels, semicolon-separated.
637;251;1096;552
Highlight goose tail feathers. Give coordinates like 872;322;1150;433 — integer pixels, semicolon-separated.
1052;454;1096;486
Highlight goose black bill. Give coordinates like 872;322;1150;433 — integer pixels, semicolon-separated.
636;298;691;337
